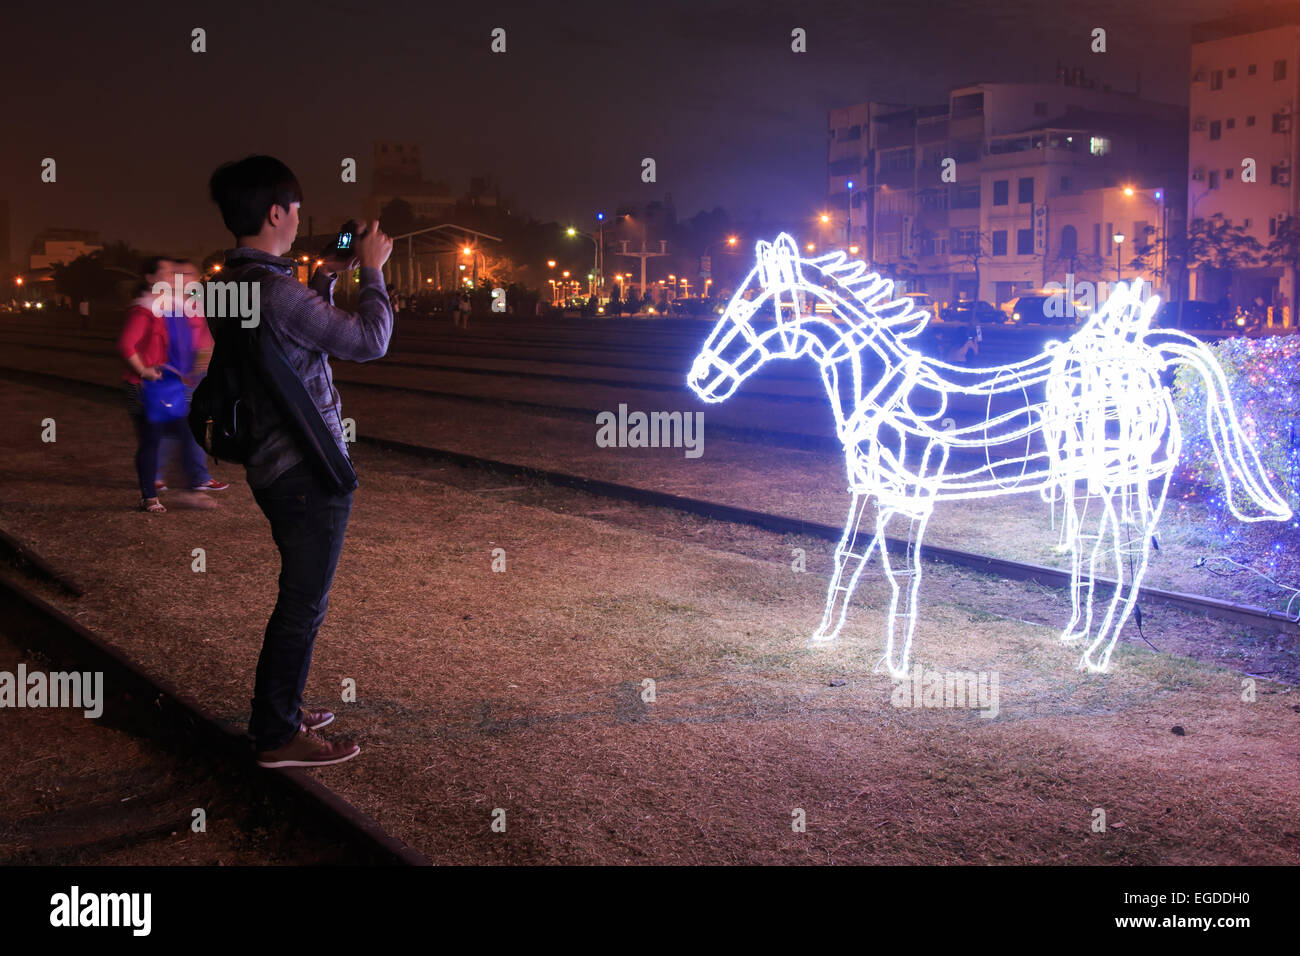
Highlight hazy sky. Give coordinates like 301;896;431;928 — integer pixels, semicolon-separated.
0;0;1263;258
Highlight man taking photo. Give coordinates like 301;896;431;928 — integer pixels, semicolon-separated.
208;155;394;768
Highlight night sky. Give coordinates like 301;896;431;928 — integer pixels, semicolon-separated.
2;0;1254;258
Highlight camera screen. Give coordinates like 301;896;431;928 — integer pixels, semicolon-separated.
337;231;353;251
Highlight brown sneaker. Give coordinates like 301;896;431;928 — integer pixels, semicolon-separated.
255;727;359;768
300;707;334;731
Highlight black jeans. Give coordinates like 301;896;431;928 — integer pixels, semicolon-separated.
248;460;353;751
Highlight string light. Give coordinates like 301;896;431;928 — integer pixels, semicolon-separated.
688;234;1292;675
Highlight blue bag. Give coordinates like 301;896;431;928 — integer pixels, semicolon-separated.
142;365;188;422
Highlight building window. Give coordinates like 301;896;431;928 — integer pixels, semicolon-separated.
1208;170;1221;189
1276;59;1288;80
993;180;1009;206
1211;70;1224;90
1089;136;1111;155
1060;225;1079;258
1227;117;1236;129
1228;67;1237;79
1226;168;1235;180
1273;165;1292;186
1060;176;1072;192
1018;177;1034;204
952;183;981;208
1247;115;1256;126
1092;223;1101;256
992;230;1008;256
950;228;980;253
1017;228;1034;255
1274;112;1292;133
1209;120;1222;140
1249;63;1258;75
1105;222;1113;255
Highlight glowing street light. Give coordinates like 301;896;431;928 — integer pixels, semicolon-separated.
1113;233;1125;281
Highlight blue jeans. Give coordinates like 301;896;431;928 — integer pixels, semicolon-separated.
124;381;210;496
248;460;353;751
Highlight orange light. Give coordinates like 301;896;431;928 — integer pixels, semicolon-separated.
1123;186;1135;197
727;236;737;245
14;277;22;286
849;245;860;254
806;243;815;252
462;246;472;255
820;214;830;224
547;260;556;268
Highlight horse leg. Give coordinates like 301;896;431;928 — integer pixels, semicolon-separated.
1067;487;1107;644
881;505;932;678
1078;491;1125;672
809;490;878;645
1083;476;1168;671
1061;482;1088;642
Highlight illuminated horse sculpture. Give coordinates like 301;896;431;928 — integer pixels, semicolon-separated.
688;234;1291;675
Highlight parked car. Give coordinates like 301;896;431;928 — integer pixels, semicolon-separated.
1153;300;1236;330
941;300;1007;324
902;292;935;313
1007;292;1089;326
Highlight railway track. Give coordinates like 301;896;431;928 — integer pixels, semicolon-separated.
4;362;1296;639
0;548;428;865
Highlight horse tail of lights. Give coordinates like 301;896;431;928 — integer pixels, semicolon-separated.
1158;332;1293;523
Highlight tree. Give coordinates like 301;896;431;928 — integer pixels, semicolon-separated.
1184;214;1263;303
1266;216;1300;316
51;251;132;306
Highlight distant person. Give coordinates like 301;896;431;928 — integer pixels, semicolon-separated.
78;298;90;330
607;293;622;316
208;154;393;769
117;256;228;513
944;324;979;363
456;291;471;330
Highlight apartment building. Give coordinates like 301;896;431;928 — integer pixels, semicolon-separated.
828;72;1186;307
1189;7;1300;310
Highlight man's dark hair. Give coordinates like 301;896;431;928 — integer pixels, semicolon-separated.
208;155;303;239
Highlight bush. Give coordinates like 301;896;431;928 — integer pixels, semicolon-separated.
1171;333;1300;513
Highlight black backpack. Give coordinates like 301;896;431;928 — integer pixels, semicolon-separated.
189;264;358;495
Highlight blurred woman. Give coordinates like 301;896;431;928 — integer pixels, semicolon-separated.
117;257;228;513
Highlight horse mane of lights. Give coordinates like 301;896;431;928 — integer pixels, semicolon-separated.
688;233;1291;676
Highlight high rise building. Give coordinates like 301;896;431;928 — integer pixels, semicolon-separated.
1189;6;1300;313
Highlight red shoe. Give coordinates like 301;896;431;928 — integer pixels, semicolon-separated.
255;728;359;768
192;478;230;491
300;707;335;731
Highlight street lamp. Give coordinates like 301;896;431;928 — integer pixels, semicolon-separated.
1113;233;1125;281
1121;185;1168;295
